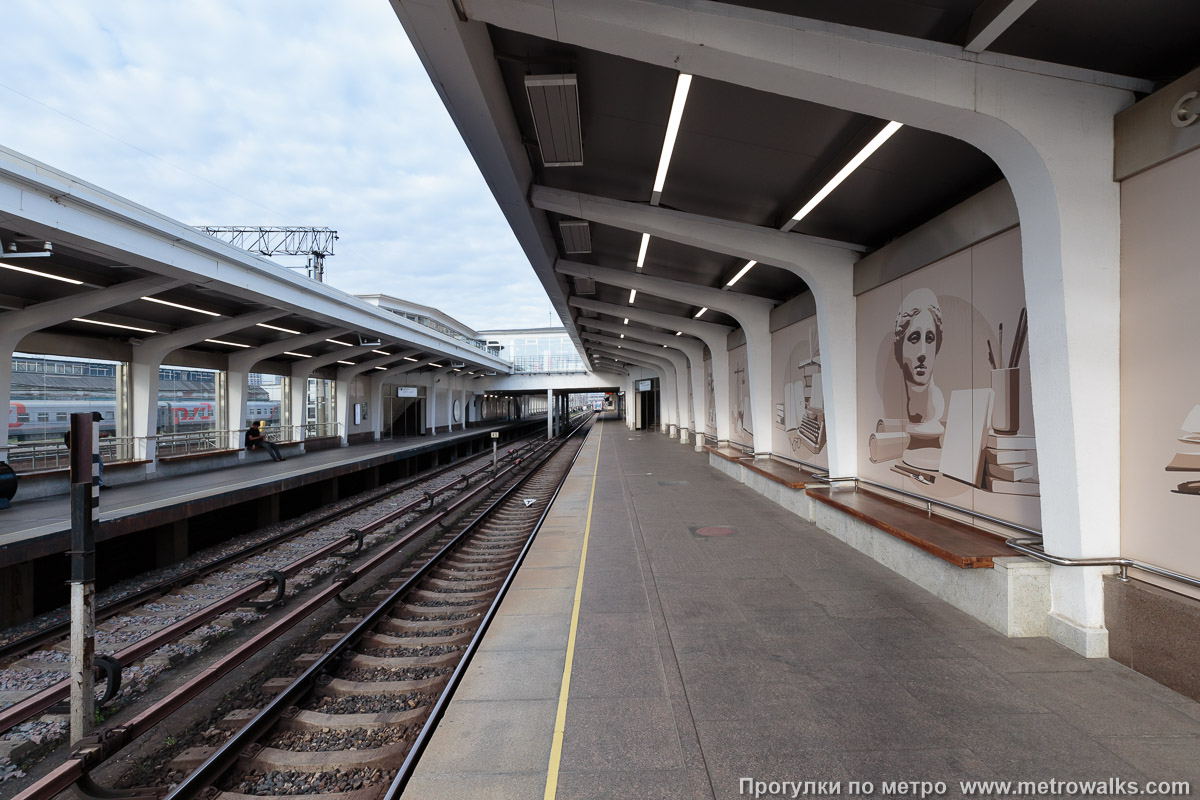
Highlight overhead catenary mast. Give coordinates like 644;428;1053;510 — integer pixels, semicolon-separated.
199;226;338;282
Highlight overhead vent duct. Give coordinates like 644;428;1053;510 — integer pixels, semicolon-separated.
559;220;592;254
525;74;583;167
573;275;596;295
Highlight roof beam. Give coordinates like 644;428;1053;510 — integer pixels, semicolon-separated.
965;0;1040;54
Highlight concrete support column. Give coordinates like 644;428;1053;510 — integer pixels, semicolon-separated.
130;348;162;467
335;377;352;445
226;367;250;455
289;372;308;442
547;388;554;439
369;375;385;440
742;318;774;458
426;375;437;433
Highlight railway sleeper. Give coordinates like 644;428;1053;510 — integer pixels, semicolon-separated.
210;780;383;800
360;631;475;648
239;738;410;772
316;674;448;697
376;615;481;633
281;704;429;732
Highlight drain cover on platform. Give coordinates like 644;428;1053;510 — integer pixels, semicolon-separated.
689;525;736;537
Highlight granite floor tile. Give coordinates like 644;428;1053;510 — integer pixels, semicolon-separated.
570;645;668;699
556;769;695;800
415;698;557;774
574;611;658;650
400;771;548;800
560;697;685;772
1008;670;1200;738
477;612;572;651
1096;736;1200;781
454;649;565;701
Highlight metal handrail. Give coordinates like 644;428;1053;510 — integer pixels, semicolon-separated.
810;473;1043;538
1006;537;1200;590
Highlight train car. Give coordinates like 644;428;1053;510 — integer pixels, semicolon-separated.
8;399;281;442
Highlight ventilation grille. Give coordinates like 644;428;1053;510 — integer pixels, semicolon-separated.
573;275;596;295
525;74;583;167
559;220;592;254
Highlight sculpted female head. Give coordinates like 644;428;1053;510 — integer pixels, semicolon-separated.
894;288;943;388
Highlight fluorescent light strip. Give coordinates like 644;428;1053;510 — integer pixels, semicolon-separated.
326;338;353;347
652;73;693;197
725;260;757;287
375;366;387;371
675;331;682;336
284;351;312;358
623;318;629;325
620;334;625;339
258;322;302;334
143;296;221;316
205;338;250;348
0;262;83;284
403;357;419;362
636;233;650;269
73;317;157;333
429;362;443;368
628;289;637;304
371;350;391;356
694;307;708;319
337;360;355;366
789;121;903;225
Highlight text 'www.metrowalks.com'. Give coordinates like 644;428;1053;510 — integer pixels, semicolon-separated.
739;777;1192;798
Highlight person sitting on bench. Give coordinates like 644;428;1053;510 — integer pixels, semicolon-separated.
246;420;285;462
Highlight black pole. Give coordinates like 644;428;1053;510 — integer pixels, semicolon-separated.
68;412;99;744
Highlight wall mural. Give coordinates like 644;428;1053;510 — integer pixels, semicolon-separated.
728;345;753;446
1120;146;1200;598
771;316;828;467
856;229;1040;528
703;355;716;437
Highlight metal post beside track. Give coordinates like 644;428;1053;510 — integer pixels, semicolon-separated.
68;412;99;746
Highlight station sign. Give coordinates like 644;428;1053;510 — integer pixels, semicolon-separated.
396;387;418;397
635;379;653;392
491;431;500;439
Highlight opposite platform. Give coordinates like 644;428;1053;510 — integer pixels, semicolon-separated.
406;419;1200;799
0;419;536;565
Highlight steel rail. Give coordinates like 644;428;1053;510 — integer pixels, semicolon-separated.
11;418;592;800
1005;538;1200;590
385;415;595;798
0;429;541;662
163;415;592;800
809;473;1043;538
0;433;544;735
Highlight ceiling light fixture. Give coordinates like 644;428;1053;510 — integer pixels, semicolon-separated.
1;262;83;285
785;121;903;229
403;357;419;362
284;351;313;358
623;318;629;325
429;362;443;367
725;260;757;288
628;289;637;304
73;318;156;333
675;331;682;336
375;366;388;371
205;338;250;348
258;322;302;334
143;296;222;316
694;307;708;319
635;233;650;270
651;73;693;204
371;350;391;356
326;338;353;347
337;360;355;366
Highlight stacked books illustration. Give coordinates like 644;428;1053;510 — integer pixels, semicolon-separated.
983;432;1039;495
982;308;1038;496
1165;405;1200;496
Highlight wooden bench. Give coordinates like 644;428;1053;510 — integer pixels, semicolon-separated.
740;458;817;490
806;486;1014;569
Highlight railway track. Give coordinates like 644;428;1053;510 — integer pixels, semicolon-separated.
0;429;547;746
11;413;593;800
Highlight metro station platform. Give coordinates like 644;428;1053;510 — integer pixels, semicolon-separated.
406;417;1200;800
0;418;542;572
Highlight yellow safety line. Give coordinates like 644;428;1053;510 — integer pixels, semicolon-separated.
544;421;603;800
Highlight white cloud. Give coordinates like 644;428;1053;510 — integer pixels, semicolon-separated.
0;0;549;330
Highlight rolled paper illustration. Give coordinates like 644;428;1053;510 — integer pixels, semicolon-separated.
869;431;910;463
990;367;1020;434
876;418;906;433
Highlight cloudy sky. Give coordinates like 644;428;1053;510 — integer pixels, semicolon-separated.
0;1;557;331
